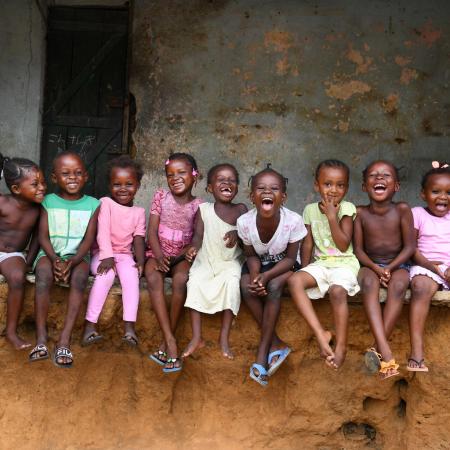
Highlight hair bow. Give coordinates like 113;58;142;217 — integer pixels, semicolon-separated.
432;161;449;169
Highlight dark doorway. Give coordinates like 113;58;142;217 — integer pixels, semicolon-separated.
41;5;130;198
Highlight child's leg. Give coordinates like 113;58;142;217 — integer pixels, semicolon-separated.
169;260;190;331
241;273;287;353
219;309;234;359
56;261;90;365
358;267;393;362
83;254;115;342
328;285;349;368
34;257;54;346
408;275;438;369
288;271;334;360
383;268;409;339
182;309;204;357
0;256;29;349
115;254;140;343
145;258;179;367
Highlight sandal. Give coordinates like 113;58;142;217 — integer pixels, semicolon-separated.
364;347;382;373
163;357;182;373
149;350;167;366
407;358;429;372
29;344;49;362
249;363;268;387
54;346;73;369
379;359;400;380
81;331;103;347
267;347;291;377
122;333;138;347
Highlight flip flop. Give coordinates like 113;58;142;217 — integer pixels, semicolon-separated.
81;331;103;347
122;333;138;347
53;346;73;369
267;347;291;377
364;347;382;373
149;350;167;366
379;359;400;380
407;358;429;372
249;363;268;387
163;357;182;373
29;344;49;362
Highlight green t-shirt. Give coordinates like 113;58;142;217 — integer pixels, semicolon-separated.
35;193;100;265
303;201;359;275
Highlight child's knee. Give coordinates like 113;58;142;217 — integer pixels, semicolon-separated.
71;270;89;291
6;270;26;290
410;277;433;298
359;275;378;293
329;285;347;301
35;269;53;291
145;271;163;291
389;279;408;297
266;280;283;300
172;271;188;289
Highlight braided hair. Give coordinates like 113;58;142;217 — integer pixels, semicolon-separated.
421;161;450;189
165;152;199;175
0;153;39;190
249;163;288;193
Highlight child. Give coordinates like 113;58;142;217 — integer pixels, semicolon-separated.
237;165;306;386
407;161;450;372
182;163;247;359
353;160;415;380
288;160;360;369
32;151;100;367
146;152;202;373
82;156;146;347
0;155;46;351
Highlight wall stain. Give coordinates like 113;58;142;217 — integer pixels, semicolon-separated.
325;80;371;100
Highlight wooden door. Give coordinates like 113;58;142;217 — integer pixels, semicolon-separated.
41;6;130;198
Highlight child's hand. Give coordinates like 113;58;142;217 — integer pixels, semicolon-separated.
134;262;144;278
57;259;72;284
223;230;238;248
252;273;268;297
185;246;198;262
53;258;65;282
319;197;339;220
374;266;391;287
443;266;450;282
97;257;115;275
156;256;170;273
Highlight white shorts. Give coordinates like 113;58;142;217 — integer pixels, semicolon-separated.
0;251;25;265
301;263;360;299
410;264;449;290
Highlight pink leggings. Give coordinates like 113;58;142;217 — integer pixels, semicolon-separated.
86;253;140;323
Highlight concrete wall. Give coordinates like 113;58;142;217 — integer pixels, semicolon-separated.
131;0;450;211
0;0;46;168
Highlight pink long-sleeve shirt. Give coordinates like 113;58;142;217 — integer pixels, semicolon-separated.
95;197;146;260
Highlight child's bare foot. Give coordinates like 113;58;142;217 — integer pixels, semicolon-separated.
6;333;31;350
219;339;234;359
182;338;205;358
325;346;346;370
317;330;335;361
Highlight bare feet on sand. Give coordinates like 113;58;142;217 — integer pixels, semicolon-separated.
6;333;31;350
182;338;205;358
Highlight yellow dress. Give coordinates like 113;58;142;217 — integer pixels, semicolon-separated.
185;203;243;315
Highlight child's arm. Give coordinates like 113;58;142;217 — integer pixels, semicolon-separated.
147;214;170;272
320;199;353;252
96;200;115;275
186;211;204;262
38;208;64;279
224;203;248;248
242;244;263;295
133;236;145;277
300;225;314;268
25;220;41;270
385;204;415;271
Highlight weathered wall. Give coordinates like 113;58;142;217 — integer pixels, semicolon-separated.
131;0;449;211
0;0;46;168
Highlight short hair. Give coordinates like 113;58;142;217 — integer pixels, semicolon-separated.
315;159;349;180
52;150;85;172
107;155;144;183
0;153;39;190
165;152;199;173
362;160;400;181
249;164;288;193
421;162;450;189
206;163;240;185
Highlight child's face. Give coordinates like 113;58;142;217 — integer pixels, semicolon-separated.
165;159;196;197
250;172;286;218
207;167;238;203
11;167;46;204
421;173;450;217
52;154;88;199
110;167;140;206
314;166;348;205
362;161;399;202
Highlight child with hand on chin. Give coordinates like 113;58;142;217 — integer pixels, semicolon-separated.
32;151;100;368
353;160;415;380
237;165;306;387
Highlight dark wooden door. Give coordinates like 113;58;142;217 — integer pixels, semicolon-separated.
41;6;130;198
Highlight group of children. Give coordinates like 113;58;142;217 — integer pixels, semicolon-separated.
0;150;449;385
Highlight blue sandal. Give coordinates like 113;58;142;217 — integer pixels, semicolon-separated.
163;357;183;373
249;363;268;387
267;347;291;377
149;350;167;366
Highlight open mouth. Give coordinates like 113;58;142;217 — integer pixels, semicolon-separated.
373;183;386;194
435;203;448;212
261;197;274;211
220;186;233;197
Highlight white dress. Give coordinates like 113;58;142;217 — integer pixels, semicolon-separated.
185;203;243;315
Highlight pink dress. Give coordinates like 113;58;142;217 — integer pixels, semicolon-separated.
146;189;203;258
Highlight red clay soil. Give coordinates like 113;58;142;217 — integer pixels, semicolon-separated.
0;284;449;449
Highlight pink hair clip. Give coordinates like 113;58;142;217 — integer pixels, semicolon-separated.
165;159;170;165
192;169;198;176
432;161;449;169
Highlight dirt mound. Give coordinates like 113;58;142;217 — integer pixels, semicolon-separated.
0;286;449;449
